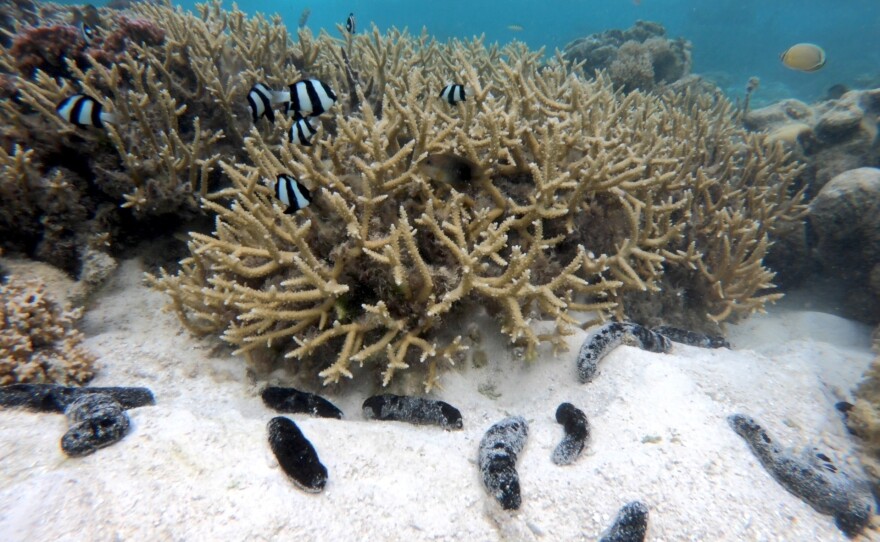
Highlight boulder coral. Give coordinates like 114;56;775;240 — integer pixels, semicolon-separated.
562;20;692;93
809;167;880;322
138;6;805;389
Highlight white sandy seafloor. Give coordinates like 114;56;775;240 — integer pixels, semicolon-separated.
1;258;879;542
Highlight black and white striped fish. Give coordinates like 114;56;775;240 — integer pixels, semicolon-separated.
284;79;337;117
247;82;278;123
274;174;312;214
439;83;469;105
345;13;356;34
56;94;116;128
289;114;319;146
80;22;95;44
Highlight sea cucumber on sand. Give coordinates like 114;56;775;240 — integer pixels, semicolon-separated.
61;393;130;457
552;402;589;465
362;394;463;430
478;416;529;510
576;322;671;383
728;414;873;537
261;386;343;419
0;383;155;413
652;325;730;349
599;501;649;542
267;416;328;493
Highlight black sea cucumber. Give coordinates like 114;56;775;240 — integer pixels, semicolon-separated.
728;414;873;537
0;383;155;413
261;386;343;419
61;393;131;457
267;416;328;493
552;402;589;465
362;394;463;430
576;322;671;383
599;501;649;542
652;325;730;349
478;416;529;510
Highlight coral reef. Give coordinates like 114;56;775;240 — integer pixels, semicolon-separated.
809;167;880;322
741;88;880;297
562;21;692;93
144;9;804;389
744;89;880;198
0;1;312;276
0;275;94;385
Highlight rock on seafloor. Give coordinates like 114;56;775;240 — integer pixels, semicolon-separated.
599;501;649;542
362;393;463;430
0;383;155;413
478;416;529;510
267;416;328;493
552;402;589;465
728;414;873;537
576;322;671;383
261;386;343;419
652;325;730;349
61;393;131;457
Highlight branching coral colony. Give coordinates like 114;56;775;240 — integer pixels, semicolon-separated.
131;4;805;390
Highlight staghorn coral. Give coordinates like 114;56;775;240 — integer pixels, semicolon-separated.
147;12;804;390
0;275;95;385
0;1;323;276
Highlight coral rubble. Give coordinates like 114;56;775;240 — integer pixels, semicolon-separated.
0;275;94;385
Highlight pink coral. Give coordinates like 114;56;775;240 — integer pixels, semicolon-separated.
93;16;165;64
10;25;87;78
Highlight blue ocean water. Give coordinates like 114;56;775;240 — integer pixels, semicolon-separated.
164;0;880;104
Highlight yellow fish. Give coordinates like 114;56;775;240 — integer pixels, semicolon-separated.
506;24;524;32
780;43;826;72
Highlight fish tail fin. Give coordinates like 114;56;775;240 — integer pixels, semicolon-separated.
100;111;118;126
270;90;290;106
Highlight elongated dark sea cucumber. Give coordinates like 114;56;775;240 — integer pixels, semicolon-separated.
267;416;328;493
61;393;131;457
552;402;589;465
478;416;529;510
576;322;671;383
728;414;873;537
652;325;730;349
261;386;343;419
362;394;463;430
599;501;649;542
0;383;155;413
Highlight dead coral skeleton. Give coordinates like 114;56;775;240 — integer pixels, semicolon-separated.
147;7;805;391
